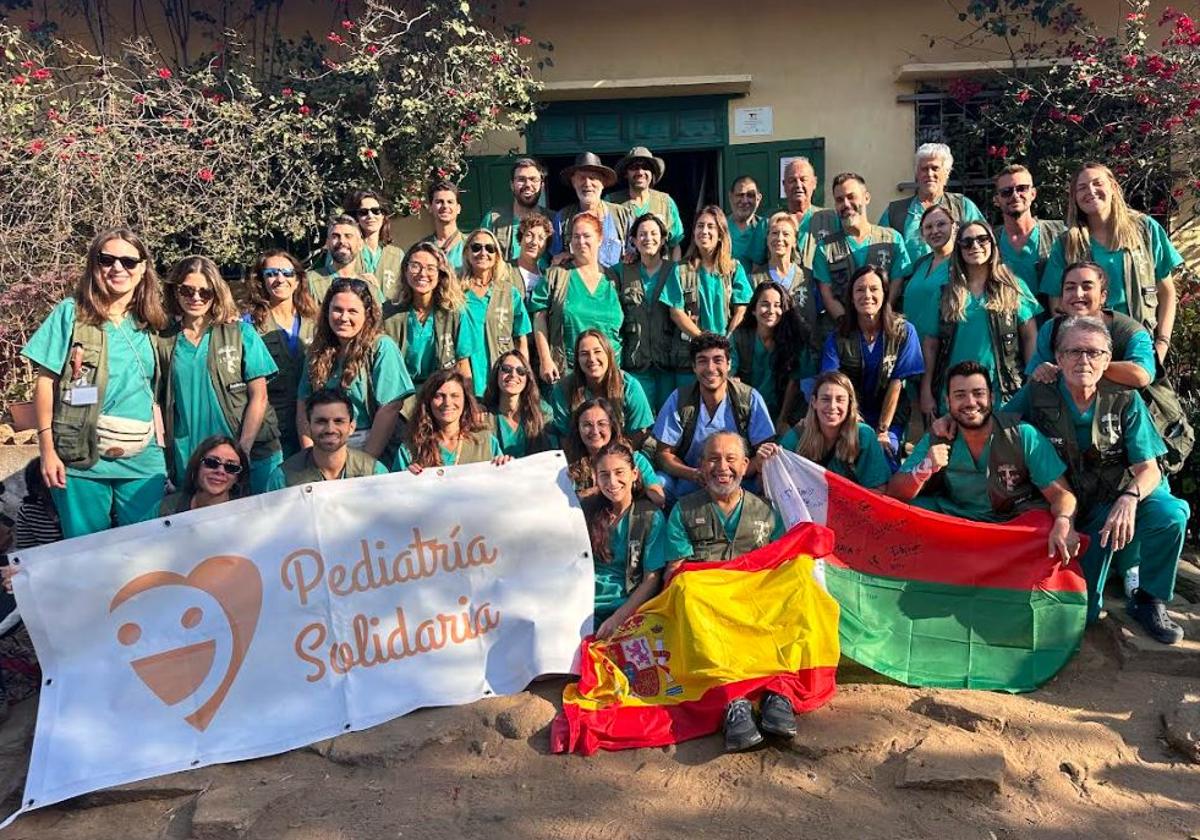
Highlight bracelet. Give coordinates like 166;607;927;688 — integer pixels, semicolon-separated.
1054;513;1072;521
1120;489;1140;500
37;427;51;435
1154;336;1169;346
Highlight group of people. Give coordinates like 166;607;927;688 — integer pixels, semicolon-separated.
13;140;1194;752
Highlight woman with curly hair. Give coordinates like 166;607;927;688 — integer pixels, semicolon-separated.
298;278;414;458
480;350;555;457
549;329;654;445
244;248;319;457
159;434;250;514
345;188;404;301
731;280;808;427
394;369;509;472
565;397;664;507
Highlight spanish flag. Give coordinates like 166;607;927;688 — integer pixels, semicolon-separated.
551;523;841;755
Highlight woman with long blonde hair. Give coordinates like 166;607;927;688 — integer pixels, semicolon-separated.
1041;163;1182;360
159;255;281;492
660;205;753;338
915;220;1040;415
759;371;892;491
459;228;532;397
298;278;414;459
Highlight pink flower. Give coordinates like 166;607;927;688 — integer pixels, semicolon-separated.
298;104;311;116
19;60;34;69
197;168;214;182
32;67;50;81
1121;54;1139;68
46;108;59;120
28;139;45;154
341;19;354;30
11;75;27;86
1065;113;1083;125
362;148;377;159
1138;121;1154;134
366;44;379;55
281;87;294;97
1015;89;1031;103
181;118;193;129
490;52;502;65
513;35;532;46
132;93;147;104
157;67;172;80
408;198;423;213
327;32;344;46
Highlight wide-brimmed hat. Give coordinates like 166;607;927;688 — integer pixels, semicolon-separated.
560;152;618;188
616;146;666;183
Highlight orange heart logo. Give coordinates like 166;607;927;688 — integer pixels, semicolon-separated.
109;555;262;732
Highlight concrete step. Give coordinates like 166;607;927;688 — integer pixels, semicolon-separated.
1101;595;1200;676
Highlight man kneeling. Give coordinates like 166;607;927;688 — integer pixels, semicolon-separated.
266;389;388;490
661;432;788;752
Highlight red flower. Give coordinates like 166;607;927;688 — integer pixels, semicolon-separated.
341;19;354;30
1065;113;1083;125
366;44;379;55
27;139;45;154
181;118;194;129
32;68;51;81
157;67;172;80
208;92;225;104
11;75;27;86
363;148;377;159
490;52;503;65
408;198;423;213
513;35;532;46
281;87;293;97
1015;89;1031;103
327;32;344;46
132;93;147;104
201;138;215;147
19;60;34;69
46;108;59;120
298;104;311;116
1137;121;1153;134
197;168;214;182
1121;54;1139;68
1186;99;1200;117
1048;107;1064;121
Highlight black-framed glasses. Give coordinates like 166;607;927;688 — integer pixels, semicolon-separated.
176;285;215;302
356;207;384;217
997;184;1033;199
200;456;243;475
1060;347;1110;362
958;234;993;249
499;363;528;377
469;242;498;255
97;253;144;271
262;268;296;280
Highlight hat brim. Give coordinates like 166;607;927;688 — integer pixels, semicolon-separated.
561;164;618;189
616;156;665;183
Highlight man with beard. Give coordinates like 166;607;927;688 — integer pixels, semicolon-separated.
814;173;911;326
781;158;839;280
608;146;684;260
549;152;633;270
1002;317;1190;644
880;143;986;261
307;215;379;304
992;164;1066;299
265;389;388;489
480;157;552;266
660;430;789;752
888;361;1078;560
728;175;767;273
652;333;776;502
418;180;467;276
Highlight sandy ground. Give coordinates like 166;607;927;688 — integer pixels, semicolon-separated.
0;620;1196;840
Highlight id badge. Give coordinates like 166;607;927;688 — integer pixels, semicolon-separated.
68;386;99;406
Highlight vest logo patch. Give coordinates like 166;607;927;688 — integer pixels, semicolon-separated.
996;463;1022;493
792;282;808;310
1099;412;1121;441
752;519;771;546
216;345;239;376
628;540;642;570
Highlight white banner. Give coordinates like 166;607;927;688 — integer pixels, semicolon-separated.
6;451;592;821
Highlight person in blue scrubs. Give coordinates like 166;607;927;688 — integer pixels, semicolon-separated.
731;281;808;426
22;227;169;537
459;229;532;397
727;175;768;273
417;180;466;276
893;205;955;312
159;435;250;515
345;188;405;302
480;350;555;457
991;164;1063;300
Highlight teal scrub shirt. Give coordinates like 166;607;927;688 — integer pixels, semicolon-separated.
900;421;1066;522
611;189;685;249
881;195;986;261
402;308;476;385
1026;317;1156;378
549;371;655;438
491;403;556;457
662;495;785;564
658;263;753;336
731;334;779;415
813;227;913;286
393;434;503;470
900;256;951;322
528;269;625;369
463;283;532;397
299;335;415;431
1039;216;1182;310
778;422;894;488
997;224;1051;293
729;216;768;273
594;506;668;621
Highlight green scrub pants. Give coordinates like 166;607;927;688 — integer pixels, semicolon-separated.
51;472;166;539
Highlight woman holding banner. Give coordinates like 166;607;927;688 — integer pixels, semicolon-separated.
761;371;892;491
394;369;510;472
565;398;664;507
582;441;667;638
158;435;250;514
480;350;555;457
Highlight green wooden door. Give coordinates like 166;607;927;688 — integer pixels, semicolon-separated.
722;138;826;213
458;155;518;229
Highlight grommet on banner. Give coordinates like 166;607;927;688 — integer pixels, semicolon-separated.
44;678;51;687
162;520;171;528
343;723;351;731
304;485;313;494
436;468;445;476
9;557;17;566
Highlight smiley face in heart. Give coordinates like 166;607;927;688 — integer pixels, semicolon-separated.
109;554;262;732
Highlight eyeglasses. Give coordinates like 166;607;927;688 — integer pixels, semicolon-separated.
407;262;440;275
97;253;144;271
356;207;384;217
261;268;296;280
499;363;528;377
997;183;1033;199
200;456;243;475
469;242;498;255
176;285;215;302
1060;347;1110;361
958;234;993;249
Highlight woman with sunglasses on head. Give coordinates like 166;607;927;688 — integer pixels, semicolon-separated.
731;281;809;428
1041;163;1183;363
244;249;319;458
550;330;654;447
159;434;250;514
458;229;532;398
566;397;665;507
22;228;169;537
480;350;555;457
583;440;668;639
394;370;510;472
530;212;625;387
345;189;404;302
158;256;281;494
892;205;956;312
914;221;1040;417
299;278;414;459
660;205;753;340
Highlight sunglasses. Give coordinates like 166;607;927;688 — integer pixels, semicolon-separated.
97;253;144;271
200;456;243;475
330;278;370;294
499;363;528;377
262;267;296;280
958;234;993;249
997;183;1033;199
356;207;384;217
176;285;215;302
469;242;498;255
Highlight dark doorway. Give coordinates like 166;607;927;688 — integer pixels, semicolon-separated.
540;148;722;247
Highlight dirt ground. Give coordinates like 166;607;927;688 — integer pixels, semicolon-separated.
0;619;1197;840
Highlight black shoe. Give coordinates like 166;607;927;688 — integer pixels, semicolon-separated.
723;698;763;752
1127;590;1184;645
759;691;797;738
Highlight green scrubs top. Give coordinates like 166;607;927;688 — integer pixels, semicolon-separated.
393;433;503;470
491;402;555;457
731;334;779;414
400;308;475;384
813;227;913;285
549;371;655;438
658;263;753;336
463;283;533;397
610;189;685;249
662;495;785;565
997;224;1050;293
594;506;668;621
169;322;278;482
881;195;986;261
528;268;625;368
900;256;951;322
21;299;165;481
417;232;466;276
1026;317;1156;378
1039;216;1182;309
900;422;1066;522
778;422;893;488
298;335;414;431
263;455;388;492
729;216;768;273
